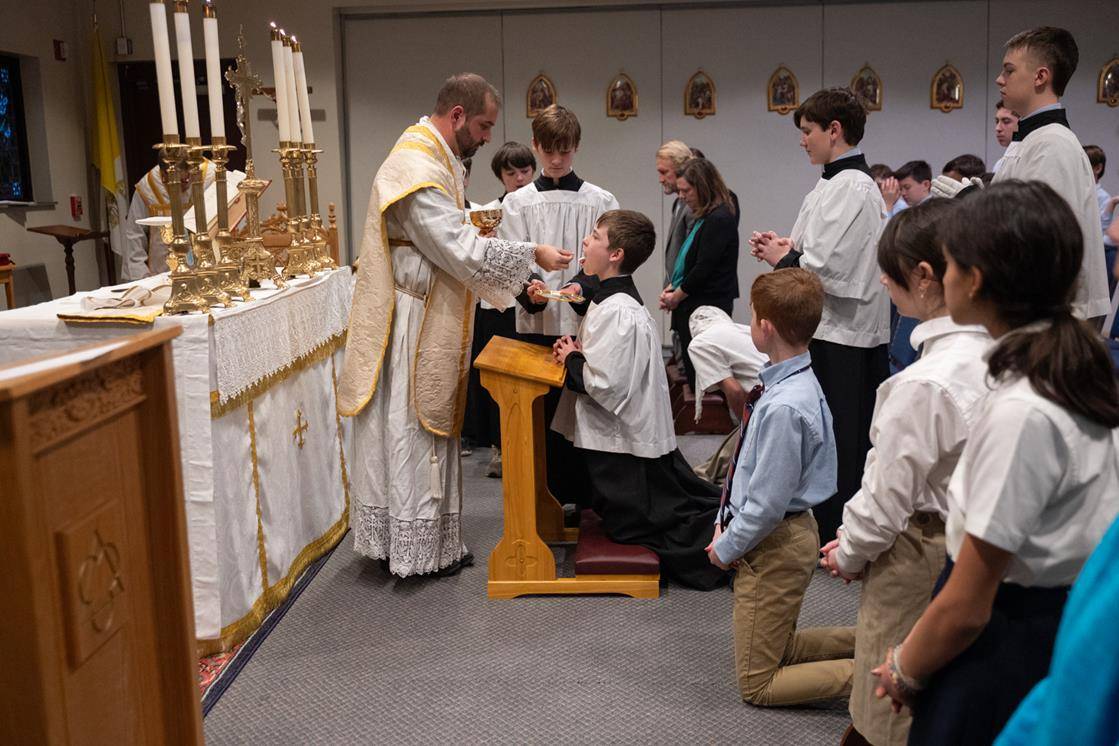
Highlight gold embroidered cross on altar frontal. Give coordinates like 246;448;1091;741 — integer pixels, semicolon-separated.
292;408;309;449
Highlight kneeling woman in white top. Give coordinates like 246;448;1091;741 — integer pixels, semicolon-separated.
820;198;992;746
871;181;1119;745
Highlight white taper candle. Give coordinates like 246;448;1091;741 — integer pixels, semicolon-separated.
149;2;178;136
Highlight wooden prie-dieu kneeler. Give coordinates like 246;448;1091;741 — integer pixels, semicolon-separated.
474;336;660;599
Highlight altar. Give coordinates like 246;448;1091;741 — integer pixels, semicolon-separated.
0;268;354;652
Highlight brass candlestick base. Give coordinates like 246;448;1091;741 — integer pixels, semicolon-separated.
157;138;210;315
242;237;287;288
282;242;319;279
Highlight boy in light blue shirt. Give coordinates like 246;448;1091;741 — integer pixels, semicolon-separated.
707;268;854;706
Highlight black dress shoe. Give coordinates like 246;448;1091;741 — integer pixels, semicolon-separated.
435;551;475;577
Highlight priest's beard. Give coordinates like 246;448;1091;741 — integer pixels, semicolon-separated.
454;126;482;159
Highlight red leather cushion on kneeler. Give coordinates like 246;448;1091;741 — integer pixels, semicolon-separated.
574;510;660;575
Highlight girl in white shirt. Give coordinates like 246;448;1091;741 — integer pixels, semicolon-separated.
819;199;992;746
870;180;1119;745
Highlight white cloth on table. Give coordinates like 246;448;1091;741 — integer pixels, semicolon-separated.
687;305;767;422
498;180;618;336
994;123;1110;320
790;169;889;348
551;287;676;458
350;165;537;576
945;364;1119;588
835;317;992;575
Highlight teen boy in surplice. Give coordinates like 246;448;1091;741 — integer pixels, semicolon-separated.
551;210;727;590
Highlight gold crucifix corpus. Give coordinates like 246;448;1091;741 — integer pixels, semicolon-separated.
292;408;309;449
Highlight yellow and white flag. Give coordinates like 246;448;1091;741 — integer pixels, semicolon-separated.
90;18;130;262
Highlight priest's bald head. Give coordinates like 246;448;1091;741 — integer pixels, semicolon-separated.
431;73;502;159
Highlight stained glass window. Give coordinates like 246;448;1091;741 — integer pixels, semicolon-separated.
0;53;33;202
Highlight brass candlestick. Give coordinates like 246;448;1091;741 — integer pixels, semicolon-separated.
159;136;209;315
278;141;318;278
303;143;336;269
186;138;233;307
211;136;252;301
224;25;285;289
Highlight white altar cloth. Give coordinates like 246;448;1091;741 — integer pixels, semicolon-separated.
0;269;354;647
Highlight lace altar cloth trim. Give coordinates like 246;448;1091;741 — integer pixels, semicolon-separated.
212;269;353;407
352;502;466;577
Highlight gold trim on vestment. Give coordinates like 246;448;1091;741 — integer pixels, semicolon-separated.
247;400;270;590
210;331;348;418
330;356;352;518
335;181;449;418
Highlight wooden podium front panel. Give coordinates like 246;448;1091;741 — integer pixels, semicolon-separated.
0;329;202;745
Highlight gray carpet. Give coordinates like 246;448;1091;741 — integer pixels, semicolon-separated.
205;435;859;745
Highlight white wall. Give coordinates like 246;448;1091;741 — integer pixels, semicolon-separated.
0;0;95;299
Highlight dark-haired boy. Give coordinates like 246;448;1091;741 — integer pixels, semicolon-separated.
706;269;854;705
982;27;1108;322
552;210;726;590
749;87;889;542
894;160;933;207
942;153;986;181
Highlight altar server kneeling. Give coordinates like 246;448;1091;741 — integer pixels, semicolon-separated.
551;210;727;591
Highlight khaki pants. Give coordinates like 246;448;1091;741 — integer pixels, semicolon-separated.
733;511;855;705
850;512;946;746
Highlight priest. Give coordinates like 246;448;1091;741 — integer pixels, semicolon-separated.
337;73;571;578
119;159;214;280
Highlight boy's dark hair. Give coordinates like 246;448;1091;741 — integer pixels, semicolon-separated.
877;198;958;289
1084;145;1106;177
532;105;581;152
942;154;986;178
794;88;866;146
491;141;536;180
433;73;501;117
869;163;893;181
1005;27;1079;97
994;98;1013;112
894;160;932;183
597;210;656;274
750;269;824;347
941;180;1119;427
675;158;736;218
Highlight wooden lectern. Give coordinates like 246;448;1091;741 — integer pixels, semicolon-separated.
476;336;660;599
0;328;203;744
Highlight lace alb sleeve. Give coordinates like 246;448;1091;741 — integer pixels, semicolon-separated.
471;237;536;307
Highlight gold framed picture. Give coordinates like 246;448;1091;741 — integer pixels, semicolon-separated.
931;63;963;113
1098;56;1119;107
685;69;716;119
851;64;883;112
766;65;799;115
606;73;638;120
526;74;556;118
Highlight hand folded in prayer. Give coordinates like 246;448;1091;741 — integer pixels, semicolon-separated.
553;335;582;365
526;279;548;305
871;648;916;713
750;232;792;267
659;285;685;311
880;176;901;209
819;535;861;583
535;244;574;271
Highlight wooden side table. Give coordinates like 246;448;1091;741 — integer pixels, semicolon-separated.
26;225;110;295
0;264;13;309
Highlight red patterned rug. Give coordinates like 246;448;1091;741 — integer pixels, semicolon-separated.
198;643;244;697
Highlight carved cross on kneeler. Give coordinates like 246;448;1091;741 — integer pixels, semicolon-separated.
292;408;308;449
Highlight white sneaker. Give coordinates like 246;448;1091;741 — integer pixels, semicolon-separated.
486;447;502;478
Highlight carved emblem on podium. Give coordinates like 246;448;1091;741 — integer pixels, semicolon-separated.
78;530;125;633
292;408;308;449
504;539;539;579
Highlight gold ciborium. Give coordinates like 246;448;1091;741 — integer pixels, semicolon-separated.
469;208;503;233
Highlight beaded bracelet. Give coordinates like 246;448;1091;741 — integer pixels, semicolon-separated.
888;643;925;697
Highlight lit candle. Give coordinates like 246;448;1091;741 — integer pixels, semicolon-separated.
281;34;302;143
292;37;314;144
149;2;178;136
269;23;290;142
173;1;201;139
202;1;224;140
